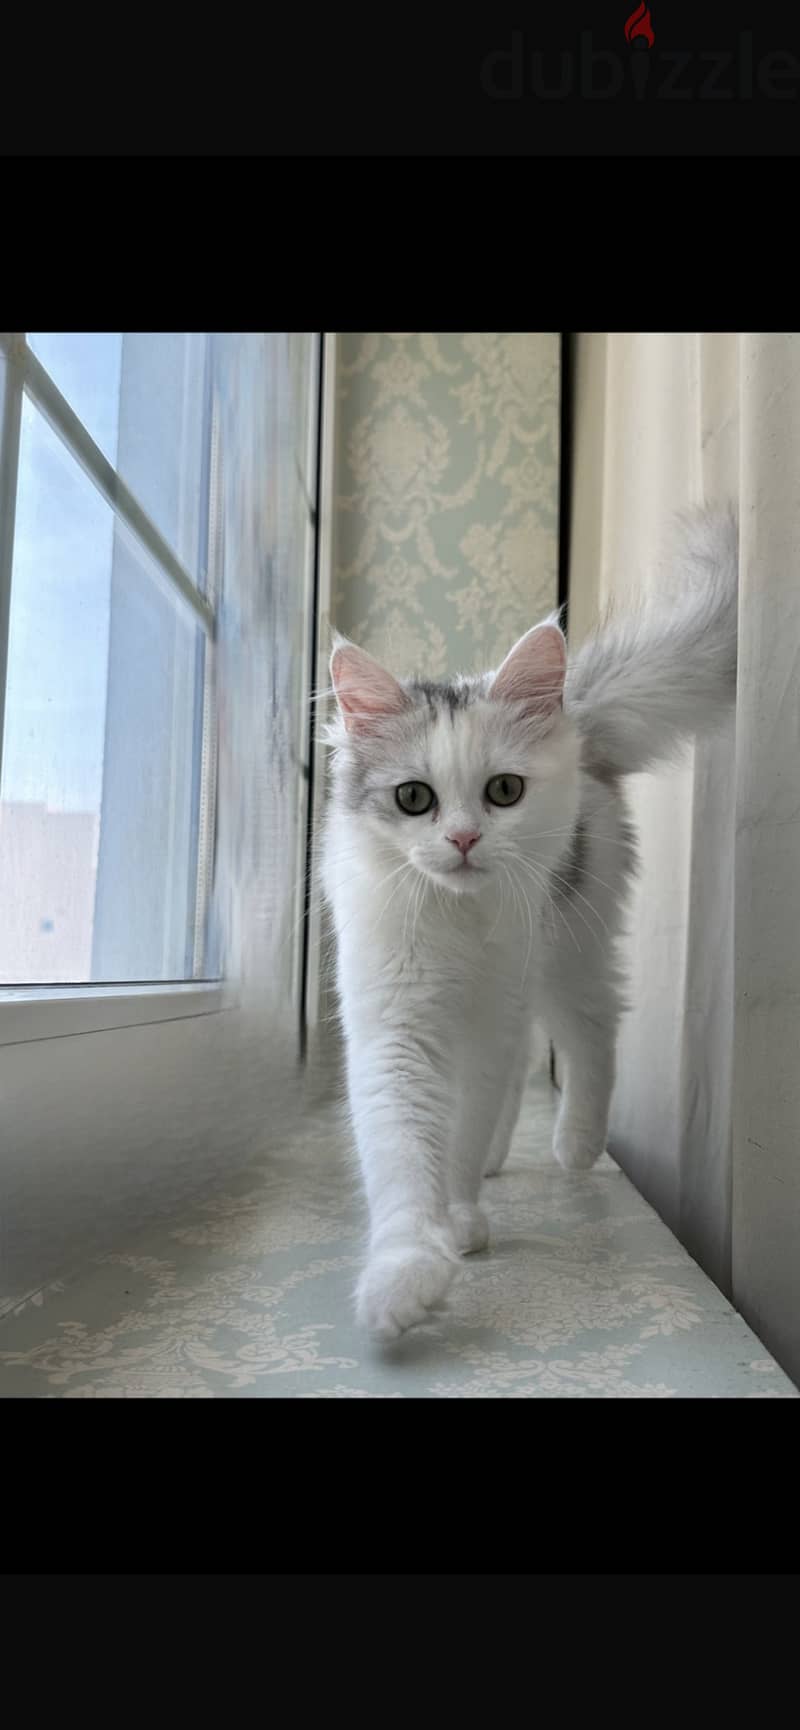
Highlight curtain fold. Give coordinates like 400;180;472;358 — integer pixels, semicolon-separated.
569;333;800;1385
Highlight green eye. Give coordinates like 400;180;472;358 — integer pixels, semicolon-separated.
486;774;524;807
396;781;436;816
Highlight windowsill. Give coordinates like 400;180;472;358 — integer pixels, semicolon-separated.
0;980;229;1046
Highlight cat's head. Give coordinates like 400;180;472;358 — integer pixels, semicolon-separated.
327;624;581;895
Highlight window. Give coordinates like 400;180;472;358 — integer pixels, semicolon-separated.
0;332;216;986
0;330;324;1309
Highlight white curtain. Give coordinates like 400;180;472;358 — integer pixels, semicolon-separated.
569;333;800;1383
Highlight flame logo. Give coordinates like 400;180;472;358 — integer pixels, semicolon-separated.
624;2;655;47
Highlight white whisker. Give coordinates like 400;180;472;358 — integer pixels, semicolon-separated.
513;853;605;949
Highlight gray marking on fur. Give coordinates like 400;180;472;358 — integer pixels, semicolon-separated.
617;816;639;884
337;754;376;814
554;819;588;902
406;678;472;716
582;745;620;790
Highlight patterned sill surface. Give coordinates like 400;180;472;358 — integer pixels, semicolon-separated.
0;1081;796;1398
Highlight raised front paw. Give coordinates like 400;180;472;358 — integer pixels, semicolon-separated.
449;1202;490;1254
356;1238;458;1341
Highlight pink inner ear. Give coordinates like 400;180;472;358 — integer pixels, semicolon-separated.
488;623;566;718
331;643;409;735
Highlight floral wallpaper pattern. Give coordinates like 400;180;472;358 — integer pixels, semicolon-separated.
0;1082;794;1398
333;333;560;675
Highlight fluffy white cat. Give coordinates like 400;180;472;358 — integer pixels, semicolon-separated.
321;507;738;1340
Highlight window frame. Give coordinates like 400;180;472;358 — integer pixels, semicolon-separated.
0;330;221;1031
0;980;231;1047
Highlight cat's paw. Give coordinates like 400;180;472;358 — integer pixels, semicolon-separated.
449;1202;490;1254
552;1126;605;1172
356;1239;458;1341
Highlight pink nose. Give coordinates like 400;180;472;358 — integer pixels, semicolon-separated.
446;829;481;857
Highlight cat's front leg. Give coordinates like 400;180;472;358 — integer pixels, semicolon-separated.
346;1023;460;1340
356;1229;458;1341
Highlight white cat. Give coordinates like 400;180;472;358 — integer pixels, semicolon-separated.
321;507;738;1340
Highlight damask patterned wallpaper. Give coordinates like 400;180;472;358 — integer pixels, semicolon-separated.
332;333;561;675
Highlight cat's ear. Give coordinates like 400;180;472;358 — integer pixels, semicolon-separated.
488;622;566;719
330;637;409;735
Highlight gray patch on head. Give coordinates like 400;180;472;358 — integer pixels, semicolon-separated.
405;678;473;718
337;751;372;814
332;701;437;818
336;747;409;819
331;670;485;815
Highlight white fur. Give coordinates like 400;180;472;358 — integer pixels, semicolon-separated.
321;508;738;1339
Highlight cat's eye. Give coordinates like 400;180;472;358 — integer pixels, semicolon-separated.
396;781;436;816
486;773;524;807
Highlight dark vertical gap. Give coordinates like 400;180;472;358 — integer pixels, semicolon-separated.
551;331;574;1093
549;1043;560;1093
299;333;325;1064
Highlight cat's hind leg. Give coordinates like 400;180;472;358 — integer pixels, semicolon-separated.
547;999;617;1171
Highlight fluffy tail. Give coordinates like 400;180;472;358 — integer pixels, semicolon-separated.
565;505;738;779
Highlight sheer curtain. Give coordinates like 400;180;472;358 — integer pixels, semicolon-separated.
568;333;800;1384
